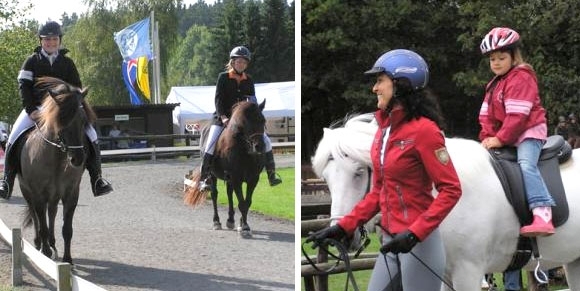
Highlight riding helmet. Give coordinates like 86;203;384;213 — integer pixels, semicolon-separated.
480;27;520;55
364;49;429;91
38;21;63;38
230;46;251;61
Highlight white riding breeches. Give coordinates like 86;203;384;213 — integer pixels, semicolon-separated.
8;109;98;144
204;124;272;155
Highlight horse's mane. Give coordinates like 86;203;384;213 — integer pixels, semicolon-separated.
312;114;376;177
35;77;96;136
218;101;259;155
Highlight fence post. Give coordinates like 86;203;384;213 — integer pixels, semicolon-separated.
151;145;157;162
11;228;22;286
57;262;72;291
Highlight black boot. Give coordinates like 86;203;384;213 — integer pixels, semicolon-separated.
0;143;16;199
265;151;282;186
198;152;214;192
86;141;113;196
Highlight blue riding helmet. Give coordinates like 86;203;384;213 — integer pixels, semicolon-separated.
364;49;429;90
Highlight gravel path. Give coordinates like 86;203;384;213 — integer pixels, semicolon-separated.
0;154;295;291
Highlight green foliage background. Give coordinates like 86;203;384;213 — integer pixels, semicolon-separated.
302;0;580;162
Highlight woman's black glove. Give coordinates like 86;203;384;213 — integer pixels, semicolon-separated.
305;225;347;249
380;230;419;254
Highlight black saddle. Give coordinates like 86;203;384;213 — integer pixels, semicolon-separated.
489;135;571;228
489;135;572;271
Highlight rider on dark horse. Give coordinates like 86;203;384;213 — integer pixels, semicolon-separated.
0;21;113;199
197;46;282;192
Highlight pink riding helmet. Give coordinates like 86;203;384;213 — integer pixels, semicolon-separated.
480;27;520;55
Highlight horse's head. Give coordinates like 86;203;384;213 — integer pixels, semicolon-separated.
221;100;266;155
35;77;95;168
312;125;374;252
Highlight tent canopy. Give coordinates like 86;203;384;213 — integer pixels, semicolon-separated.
166;81;295;133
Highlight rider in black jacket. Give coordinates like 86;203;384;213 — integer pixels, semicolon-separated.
0;21;113;199
197;46;282;191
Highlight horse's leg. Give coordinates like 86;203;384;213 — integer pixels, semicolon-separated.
47;202;58;256
232;182;250;237
33;202;52;258
61;193;78;264
211;181;222;230
446;263;485;291
564;258;580;290
226;182;235;230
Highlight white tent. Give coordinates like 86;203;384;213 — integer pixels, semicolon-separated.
166;81;295;134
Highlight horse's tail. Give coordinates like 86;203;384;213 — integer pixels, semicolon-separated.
23;205;34;228
183;169;206;208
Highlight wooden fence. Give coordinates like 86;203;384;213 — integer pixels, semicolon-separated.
0;218;106;290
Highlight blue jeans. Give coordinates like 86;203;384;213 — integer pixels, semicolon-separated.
504;269;521;290
517;138;556;209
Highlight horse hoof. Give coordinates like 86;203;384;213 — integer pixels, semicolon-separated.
213;222;222;230
238;229;252;238
226;221;235;230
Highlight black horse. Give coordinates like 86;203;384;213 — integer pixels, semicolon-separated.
185;100;266;238
17;77;95;264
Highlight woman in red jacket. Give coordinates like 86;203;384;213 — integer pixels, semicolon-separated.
307;49;462;290
479;27;555;237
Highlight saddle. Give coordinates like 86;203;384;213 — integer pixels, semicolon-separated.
488;135;572;271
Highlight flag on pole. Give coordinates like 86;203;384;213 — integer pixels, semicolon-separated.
113;17;153;61
121;59;142;105
136;56;151;101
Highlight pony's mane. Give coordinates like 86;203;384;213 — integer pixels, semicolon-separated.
35;77;96;136
218;101;262;156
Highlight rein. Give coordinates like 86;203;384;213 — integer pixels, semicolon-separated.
302;237;363;291
35;123;84;153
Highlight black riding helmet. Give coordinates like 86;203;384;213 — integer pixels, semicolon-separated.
38;21;63;38
230;46;251;61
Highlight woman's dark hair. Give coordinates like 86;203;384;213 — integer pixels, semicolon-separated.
390;78;447;130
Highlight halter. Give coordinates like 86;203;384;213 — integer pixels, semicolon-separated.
35;122;84;153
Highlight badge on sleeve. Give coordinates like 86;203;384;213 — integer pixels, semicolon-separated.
434;147;450;165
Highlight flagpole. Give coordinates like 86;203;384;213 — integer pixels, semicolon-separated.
153;20;161;104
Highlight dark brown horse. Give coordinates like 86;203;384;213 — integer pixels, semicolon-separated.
185;100;266;238
17;77;95;264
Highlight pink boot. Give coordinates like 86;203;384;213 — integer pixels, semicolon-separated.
520;207;555;237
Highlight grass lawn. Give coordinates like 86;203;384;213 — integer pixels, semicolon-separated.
214;167;294;220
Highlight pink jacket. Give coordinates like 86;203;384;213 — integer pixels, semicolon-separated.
478;65;547;145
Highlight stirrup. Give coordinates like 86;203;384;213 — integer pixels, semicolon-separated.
268;172;282;186
0;180;10;199
93;177;113;197
198;178;212;192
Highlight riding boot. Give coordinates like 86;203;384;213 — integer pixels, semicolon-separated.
265;151;282;186
86;141;113;196
0;143;16;199
198;152;214;192
520;207;555;237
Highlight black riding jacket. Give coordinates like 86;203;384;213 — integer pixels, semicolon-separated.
18;46;82;114
213;70;255;125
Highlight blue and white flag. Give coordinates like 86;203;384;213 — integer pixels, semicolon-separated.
114;17;152;61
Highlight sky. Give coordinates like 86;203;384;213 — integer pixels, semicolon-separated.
25;0;214;23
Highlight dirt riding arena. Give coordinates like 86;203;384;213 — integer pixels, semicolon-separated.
0;155;295;291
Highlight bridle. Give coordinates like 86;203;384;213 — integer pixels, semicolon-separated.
35;122;85;153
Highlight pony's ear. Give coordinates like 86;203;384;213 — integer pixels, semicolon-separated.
259;99;266;111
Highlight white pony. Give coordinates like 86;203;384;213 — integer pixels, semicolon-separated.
311;113;580;290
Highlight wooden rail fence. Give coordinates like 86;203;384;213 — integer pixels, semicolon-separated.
0;218;106;290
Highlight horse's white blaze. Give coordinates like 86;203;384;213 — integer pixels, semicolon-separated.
312;113;580;290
